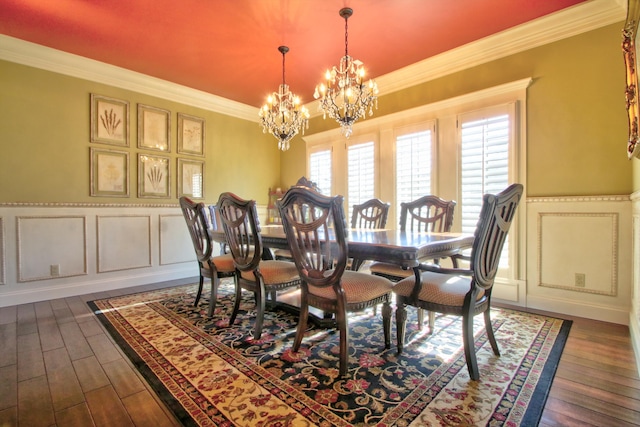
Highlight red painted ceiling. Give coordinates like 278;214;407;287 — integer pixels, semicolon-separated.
0;0;587;108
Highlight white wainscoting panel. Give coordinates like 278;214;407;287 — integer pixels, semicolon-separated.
0;204;195;307
538;212;617;296
97;215;152;272
527;196;631;325
17;216;87;281
630;192;640;374
160;214;193;265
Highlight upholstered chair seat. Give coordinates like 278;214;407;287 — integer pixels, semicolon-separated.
394;273;485;307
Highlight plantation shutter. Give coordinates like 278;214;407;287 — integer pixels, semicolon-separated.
347;141;375;221
459;110;511;266
309;148;332;195
396;129;432;217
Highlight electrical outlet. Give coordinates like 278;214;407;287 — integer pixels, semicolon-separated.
575;273;585;287
50;264;60;277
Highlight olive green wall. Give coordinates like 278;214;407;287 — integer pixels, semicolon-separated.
281;23;632;196
1;23;632;200
0;60;280;205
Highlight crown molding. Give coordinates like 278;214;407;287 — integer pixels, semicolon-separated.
0;35;259;122
0;0;625;122
375;0;625;95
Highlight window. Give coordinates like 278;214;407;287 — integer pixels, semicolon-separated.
304;80;527;282
459;105;513;267
395;128;433;216
347;141;375;220
309;148;332;195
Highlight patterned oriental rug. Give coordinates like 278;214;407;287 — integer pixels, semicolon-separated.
88;281;571;427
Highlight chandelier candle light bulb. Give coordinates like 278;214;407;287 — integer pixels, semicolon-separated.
314;7;378;138
259;46;309;151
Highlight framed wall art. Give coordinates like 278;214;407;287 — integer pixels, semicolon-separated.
90;148;129;197
178;158;205;199
138;104;170;152
177;113;205;156
138;154;170;198
90;94;129;146
624;0;640;158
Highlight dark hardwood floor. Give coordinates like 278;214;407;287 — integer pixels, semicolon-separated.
0;279;638;426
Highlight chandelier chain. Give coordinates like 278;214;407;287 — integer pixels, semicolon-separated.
344;15;349;57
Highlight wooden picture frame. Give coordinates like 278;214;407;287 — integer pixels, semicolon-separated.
138;154;170;198
90;94;129;146
177;113;205;156
138;104;170;152
178;158;205;199
624;0;640;159
90;148;129;197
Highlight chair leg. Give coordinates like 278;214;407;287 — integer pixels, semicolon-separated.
229;276;241;327
337;307;349;377
253;283;266;340
484;309;500;356
293;294;309;352
428;311;435;332
462;313;479;381
396;302;407;353
381;299;391;349
193;275;204;307
207;275;220;318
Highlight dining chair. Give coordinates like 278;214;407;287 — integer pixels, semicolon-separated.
350;198;390;229
216;192;301;340
277;186;393;377
274;176;324;261
370;195;456;279
349;198;390;272
369;195;456;328
179;196;236;317
393;183;523;380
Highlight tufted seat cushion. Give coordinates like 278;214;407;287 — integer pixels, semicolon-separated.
308;270;393;303
239;260;300;284
394;272;484;306
200;253;236;273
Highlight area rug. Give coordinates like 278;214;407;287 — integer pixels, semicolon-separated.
88;280;571;427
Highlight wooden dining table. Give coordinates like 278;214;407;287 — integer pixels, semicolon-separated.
209;225;475;325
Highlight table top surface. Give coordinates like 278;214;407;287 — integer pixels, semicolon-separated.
212;225;474;267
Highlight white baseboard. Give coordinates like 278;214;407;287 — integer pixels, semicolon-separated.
0;266;195;307
630;308;640;376
526;294;630;325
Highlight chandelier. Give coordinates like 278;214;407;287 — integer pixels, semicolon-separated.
259;46;309;151
314;7;378;138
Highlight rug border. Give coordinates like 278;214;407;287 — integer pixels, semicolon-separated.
520;317;572;425
87;297;197;427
